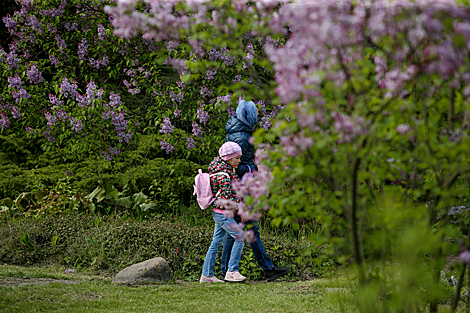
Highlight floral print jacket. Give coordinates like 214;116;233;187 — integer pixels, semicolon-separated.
208;156;240;210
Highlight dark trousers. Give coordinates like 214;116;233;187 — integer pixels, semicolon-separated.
220;215;275;276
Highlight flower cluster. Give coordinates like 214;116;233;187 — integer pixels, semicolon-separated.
60;77;78;99
160;116;175;134
192;121;203;137
186;136;195;149
78;37;89;60
160;139;174;154
26;64;43;84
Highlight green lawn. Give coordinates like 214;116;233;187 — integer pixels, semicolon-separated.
0;265;465;313
0;265;357;313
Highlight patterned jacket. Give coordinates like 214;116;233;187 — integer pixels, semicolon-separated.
208;156;240;211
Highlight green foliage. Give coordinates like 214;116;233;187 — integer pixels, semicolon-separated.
0;213;318;281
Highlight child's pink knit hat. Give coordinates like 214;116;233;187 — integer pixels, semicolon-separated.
219;142;242;161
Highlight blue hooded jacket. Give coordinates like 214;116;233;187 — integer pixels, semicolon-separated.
225;100;258;179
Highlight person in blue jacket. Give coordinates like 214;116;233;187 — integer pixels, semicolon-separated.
220;99;290;282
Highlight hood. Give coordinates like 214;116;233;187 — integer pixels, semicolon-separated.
225;116;253;135
236;100;258;129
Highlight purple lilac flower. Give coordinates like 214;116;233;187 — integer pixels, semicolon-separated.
69;117;83;132
45;111;58;126
56;109;68;120
128;88;140;95
3;15;17;30
6;52;19;70
49;94;64;107
0;113;10;130
197;108;209;124
0;47;6;63
205;67;217;80
192;122;203;137
60;77;78;99
169;90;184;104
173;109;180;118
227;106;236;118
49;54;60;66
232;74;241;84
12;88;31;103
260;116;271;130
109;92;122;107
26;64;43;84
65;21;78;31
160;139;174;154
55;35;66;50
78;37;88;60
8;73;23;89
200;85;213;97
186;136;195;149
101;151;113;161
108;146;120;155
11;106;21;119
160;116;174;134
97;23;106;40
42;130;54;142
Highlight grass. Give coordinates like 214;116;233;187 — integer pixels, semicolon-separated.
1;265;469;312
0;264;358;313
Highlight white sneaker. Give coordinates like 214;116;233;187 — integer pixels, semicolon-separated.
224;271;246;282
199;275;225;283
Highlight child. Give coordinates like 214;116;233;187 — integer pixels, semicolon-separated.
221;100;290;282
200;141;247;283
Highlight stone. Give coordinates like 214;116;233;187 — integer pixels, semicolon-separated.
112;257;173;285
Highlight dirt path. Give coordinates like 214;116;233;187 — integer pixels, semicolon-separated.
0;277;82;287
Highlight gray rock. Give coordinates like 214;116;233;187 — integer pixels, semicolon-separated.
112;257;173;285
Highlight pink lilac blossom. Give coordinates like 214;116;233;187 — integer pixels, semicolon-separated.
279;131;314;157
460;251;470;264
173;109;180;118
333;112;366;143
396;123;412;135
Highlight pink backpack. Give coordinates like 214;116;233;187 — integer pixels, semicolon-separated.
193;169;230;210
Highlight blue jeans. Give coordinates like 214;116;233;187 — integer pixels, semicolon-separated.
201;212;245;277
221;216;275;276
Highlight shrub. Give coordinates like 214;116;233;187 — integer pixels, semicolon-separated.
0;213;325;281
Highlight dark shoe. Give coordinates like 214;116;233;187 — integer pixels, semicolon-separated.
265;266;289;282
